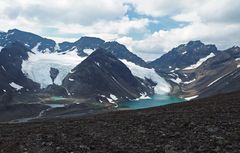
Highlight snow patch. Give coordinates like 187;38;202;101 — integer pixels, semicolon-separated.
184;53;215;70
121;59;171;94
185;95;198;101
83;48;95;55
138;93;151;100
0;46;4;52
22;50;86;88
170;77;182;84
95;62;100;67
182;51;187;55
9;82;23;91
183;79;196;84
207;76;224;87
54;43;60;51
32;43;41;52
68;78;74;81
110;94;118;101
1;66;6;72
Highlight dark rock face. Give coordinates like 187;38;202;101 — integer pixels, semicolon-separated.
59;37;147;67
0;29;56;52
62;48;154;102
44;84;68;97
149;40;219;72
50;67;59;84
101;41;147;67
59;36;105;56
0;42;40;103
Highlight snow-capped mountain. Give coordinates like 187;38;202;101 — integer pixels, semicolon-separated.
0;29;56;52
1;28;240;103
0;29;147;67
149;41;240;100
149;40;219;72
62;48;156;103
0;42;40;104
0;29;170;104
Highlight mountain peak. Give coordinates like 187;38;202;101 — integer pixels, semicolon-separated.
76;36;105;45
187;40;204;46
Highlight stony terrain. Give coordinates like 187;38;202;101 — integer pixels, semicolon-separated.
0;91;240;153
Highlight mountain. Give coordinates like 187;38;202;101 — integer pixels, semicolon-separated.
0;29;56;52
179;46;240;99
101;41;147;67
0;42;40;104
0;29;147;67
59;36;105;56
62;48;155;103
149;41;240;100
149;40;219;72
59;37;147;67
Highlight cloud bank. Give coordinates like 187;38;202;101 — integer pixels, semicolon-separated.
0;0;239;60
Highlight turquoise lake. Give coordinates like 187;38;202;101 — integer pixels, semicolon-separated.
118;95;184;110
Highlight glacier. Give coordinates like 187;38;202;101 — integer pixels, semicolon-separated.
22;49;86;88
121;59;171;95
22;46;171;95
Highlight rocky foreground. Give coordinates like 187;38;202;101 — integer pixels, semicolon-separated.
0;92;240;153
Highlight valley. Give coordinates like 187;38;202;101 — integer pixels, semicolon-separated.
1;29;240;123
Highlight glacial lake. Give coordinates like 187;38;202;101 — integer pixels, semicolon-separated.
118;95;184;110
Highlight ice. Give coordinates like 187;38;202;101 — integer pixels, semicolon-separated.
9;82;23;90
54;43;60;51
121;59;171;94
22;47;86;88
32;42;41;52
0;46;3;52
83;48;95;55
185;95;198;101
110;94;118;101
184;53;215;70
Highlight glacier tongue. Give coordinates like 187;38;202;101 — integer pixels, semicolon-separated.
121;59;171;95
22;50;86;88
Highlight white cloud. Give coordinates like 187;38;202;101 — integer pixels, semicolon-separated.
0;0;239;61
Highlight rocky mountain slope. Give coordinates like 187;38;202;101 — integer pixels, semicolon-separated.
149;40;219;72
0;42;40;104
62;48;154;102
149;41;240;100
0;91;240;152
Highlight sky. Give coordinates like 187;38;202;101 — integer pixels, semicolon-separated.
0;0;240;60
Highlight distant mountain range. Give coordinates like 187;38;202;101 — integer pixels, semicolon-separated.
0;28;240;105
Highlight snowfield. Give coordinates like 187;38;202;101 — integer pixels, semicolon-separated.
10;82;23;91
22;48;86;88
121;59;171;95
184;53;215;70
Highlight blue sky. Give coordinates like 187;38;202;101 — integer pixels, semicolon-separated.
0;0;240;60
